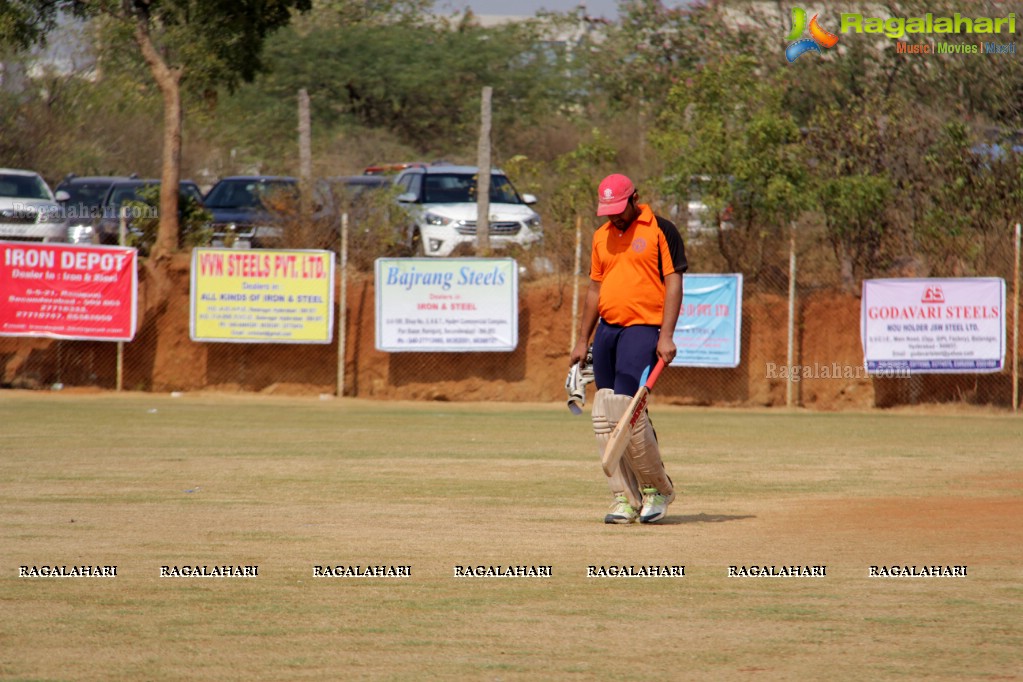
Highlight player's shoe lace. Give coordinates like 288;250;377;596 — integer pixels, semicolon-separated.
639;486;669;524
604;495;638;524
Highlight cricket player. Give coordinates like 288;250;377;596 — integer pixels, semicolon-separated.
569;173;686;524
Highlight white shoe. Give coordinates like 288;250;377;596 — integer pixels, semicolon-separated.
639;487;670;523
604;495;638;524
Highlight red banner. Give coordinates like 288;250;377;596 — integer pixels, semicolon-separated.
0;242;137;341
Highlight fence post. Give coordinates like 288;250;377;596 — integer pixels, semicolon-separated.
1013;222;1020;413
786;222;797;408
476;86;492;255
298;88;312;220
337;212;348;397
117;206;127;392
570;215;582;351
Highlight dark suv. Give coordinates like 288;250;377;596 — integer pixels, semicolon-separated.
202;176;299;248
93;178;205;245
54;174;135;244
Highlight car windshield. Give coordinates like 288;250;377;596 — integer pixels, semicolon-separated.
108;185;149;208
61;182;114;208
422;173;522;204
205;180;296;209
332;178;389;194
0;173;51;200
108;183;201;208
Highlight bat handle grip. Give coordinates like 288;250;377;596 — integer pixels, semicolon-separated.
644;358;666;390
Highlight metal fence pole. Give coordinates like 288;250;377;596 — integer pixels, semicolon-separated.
570;215;582;351
1013;222;1021;413
476;86;492;254
337;212;349;397
786;222;797;408
117;206;127;392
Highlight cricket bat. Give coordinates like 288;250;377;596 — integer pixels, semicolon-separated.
601;358;666;477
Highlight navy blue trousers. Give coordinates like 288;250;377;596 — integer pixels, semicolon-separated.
591;321;659;396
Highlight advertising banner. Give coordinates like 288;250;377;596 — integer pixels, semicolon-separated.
0;242;137;341
375;258;518;352
190;248;335;343
861;278;1005;373
672;273;743;368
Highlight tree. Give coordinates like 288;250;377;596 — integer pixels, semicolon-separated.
232;10;574;152
919;121;1023;277
651;55;806;282
3;0;311;259
569;0;707;166
0;0;78;51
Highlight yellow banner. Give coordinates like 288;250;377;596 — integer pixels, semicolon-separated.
190;248;335;343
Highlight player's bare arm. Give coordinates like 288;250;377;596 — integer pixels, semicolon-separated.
571;279;601;366
656;272;683;365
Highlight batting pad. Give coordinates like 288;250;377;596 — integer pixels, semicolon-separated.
626;406;674;500
593;388;642;509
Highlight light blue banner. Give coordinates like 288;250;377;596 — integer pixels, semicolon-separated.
672;274;743;368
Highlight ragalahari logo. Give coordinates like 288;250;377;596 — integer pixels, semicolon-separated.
786;7;840;62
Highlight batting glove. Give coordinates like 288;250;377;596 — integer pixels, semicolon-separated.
565;346;595;415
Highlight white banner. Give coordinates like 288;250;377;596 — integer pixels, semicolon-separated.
374;258;518;352
861;278;1005;373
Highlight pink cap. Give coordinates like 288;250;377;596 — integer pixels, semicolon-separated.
596;174;635;216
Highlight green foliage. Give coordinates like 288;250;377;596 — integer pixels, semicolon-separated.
503;131;619;272
573;0;705;114
803;95;929;287
651;55;806;279
918;121;1023;276
544;130;618;228
127;185;212;256
0;0;83;51
227;11;575;151
79;0;313;92
0;56;162;182
816;172;891;260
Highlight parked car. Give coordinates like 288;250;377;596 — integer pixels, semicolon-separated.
327;174;394;192
321;175;395;222
54;174;136;244
392;164;542;257
93;178;205;246
202;176;301;248
362;162;429;176
0;168;68;242
317;175;402;264
665;175;734;243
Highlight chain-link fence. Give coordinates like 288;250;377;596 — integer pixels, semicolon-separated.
1;213;1020;411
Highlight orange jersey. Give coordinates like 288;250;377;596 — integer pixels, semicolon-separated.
590;204;688;327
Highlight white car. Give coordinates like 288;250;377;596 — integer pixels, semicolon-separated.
672;175;733;242
0;168;68;242
393;164;542;257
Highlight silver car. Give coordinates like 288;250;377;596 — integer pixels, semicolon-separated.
0;169;68;242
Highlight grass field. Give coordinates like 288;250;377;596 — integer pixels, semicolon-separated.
1;391;1021;681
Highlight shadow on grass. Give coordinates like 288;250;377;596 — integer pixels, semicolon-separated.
659;513;756;525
